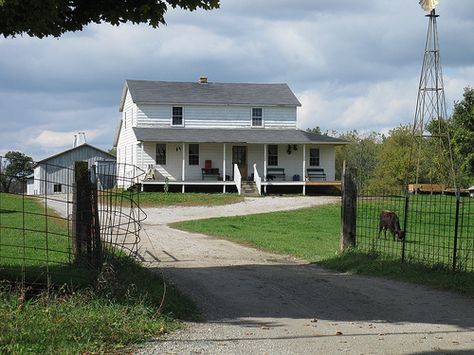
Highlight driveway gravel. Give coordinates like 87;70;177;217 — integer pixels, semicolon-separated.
134;196;474;355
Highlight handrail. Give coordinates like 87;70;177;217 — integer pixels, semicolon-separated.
234;164;242;195
253;163;262;195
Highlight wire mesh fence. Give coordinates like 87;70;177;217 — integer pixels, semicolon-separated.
355;187;474;272
0;156;145;287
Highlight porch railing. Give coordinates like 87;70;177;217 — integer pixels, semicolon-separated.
234;163;242;195
253;163;262;195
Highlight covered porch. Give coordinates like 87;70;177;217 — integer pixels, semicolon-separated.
134;128;347;195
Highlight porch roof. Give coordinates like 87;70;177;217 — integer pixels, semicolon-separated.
133;128;348;145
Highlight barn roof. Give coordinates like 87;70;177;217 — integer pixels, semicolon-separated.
37;143;116;164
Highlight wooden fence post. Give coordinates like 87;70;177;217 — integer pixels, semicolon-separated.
340;162;357;252
72;161;89;261
72;161;102;269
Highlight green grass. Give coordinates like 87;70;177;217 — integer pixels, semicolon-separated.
134;192;244;207
0;257;198;354
0;193;198;353
0;193;91;284
356;194;474;271
172;205;341;262
0;193;71;267
172;202;474;296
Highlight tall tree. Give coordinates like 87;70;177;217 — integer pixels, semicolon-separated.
450;87;474;186
368;125;417;193
0;151;34;193
334;130;381;192
0;0;220;38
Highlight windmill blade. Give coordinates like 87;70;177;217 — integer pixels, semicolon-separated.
419;0;439;12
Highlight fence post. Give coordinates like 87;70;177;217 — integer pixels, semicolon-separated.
90;165;102;269
340;163;357;252
72;161;89;261
72;161;102;269
452;191;460;272
401;191;409;263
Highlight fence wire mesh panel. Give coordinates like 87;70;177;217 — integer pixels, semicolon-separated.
0;156;145;287
355;186;474;272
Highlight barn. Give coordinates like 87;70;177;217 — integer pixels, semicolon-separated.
27;141;115;195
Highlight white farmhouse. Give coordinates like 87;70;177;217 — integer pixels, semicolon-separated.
113;77;347;195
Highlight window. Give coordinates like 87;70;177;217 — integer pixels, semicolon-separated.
252;108;263;127
188;144;199;165
310;148;320;166
156;144;166;165
172;106;183;126
53;184;62;193
124;111;127;129
268;145;278;166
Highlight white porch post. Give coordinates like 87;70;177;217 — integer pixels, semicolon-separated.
140;142;144;192
302;144;306;196
223;143;226;193
263;143;267;194
181;143;186;193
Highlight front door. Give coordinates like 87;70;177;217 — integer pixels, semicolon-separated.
232;146;248;180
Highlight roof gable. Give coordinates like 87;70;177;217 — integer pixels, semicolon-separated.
38;143;116;164
120;80;302;110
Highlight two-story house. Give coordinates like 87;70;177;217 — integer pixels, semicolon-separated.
113;77;347;195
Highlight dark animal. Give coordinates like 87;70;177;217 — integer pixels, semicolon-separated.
378;210;405;241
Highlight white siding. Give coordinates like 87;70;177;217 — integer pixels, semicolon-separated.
117;89;139;182
135;104;297;129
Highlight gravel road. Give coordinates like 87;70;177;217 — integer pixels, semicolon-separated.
134;197;474;355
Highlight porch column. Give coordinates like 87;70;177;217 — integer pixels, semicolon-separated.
181;143;186;193
302;144;306;196
263;143;267;194
223;143;226;193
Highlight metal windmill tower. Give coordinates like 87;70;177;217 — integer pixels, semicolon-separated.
412;0;456;188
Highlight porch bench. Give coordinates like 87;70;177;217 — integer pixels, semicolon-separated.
201;168;220;180
307;168;326;181
267;168;285;181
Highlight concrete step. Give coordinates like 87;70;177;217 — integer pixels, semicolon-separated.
240;181;260;196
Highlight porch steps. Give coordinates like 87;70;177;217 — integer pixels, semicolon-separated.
240;181;260;197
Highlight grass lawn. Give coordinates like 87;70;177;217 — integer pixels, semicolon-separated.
172;202;474;296
133;192;244;207
172;204;341;261
356;194;474;271
0;193;197;353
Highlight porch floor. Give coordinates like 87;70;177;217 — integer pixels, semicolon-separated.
141;179;341;188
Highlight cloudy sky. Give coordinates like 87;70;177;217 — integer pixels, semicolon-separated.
1;0;473;160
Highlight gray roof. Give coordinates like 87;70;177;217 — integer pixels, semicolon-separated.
132;128;348;145
38;143;116;163
121;80;301;110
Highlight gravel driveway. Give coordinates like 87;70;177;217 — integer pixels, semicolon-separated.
135;196;474;355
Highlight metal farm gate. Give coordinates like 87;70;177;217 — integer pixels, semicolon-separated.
341;171;474;272
0;156;145;287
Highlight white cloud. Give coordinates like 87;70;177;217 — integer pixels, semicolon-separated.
31;129;103;149
0;0;473;159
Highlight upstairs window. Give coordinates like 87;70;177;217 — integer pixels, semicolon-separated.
310;148;320;166
53;184;62;193
124;111;127;129
172;106;183;126
188;144;199;165
156;144;167;165
252;108;263;127
268;145;278;166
